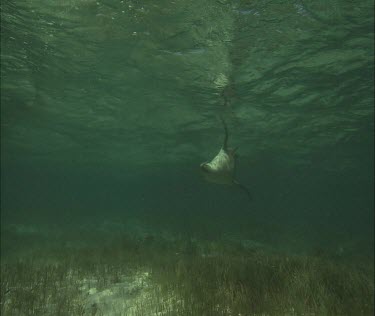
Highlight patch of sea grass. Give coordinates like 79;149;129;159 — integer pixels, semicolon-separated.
1;234;373;315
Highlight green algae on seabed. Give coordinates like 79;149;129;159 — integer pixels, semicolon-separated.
1;234;373;316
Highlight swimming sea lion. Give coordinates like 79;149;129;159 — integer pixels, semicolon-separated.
200;118;252;200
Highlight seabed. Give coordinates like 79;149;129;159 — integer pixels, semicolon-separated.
1;224;373;316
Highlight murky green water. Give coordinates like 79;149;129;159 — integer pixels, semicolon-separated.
1;0;374;315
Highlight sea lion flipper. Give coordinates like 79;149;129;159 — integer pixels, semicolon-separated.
233;180;252;201
220;116;229;151
231;147;239;156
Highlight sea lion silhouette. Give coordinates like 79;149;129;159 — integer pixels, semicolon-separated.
200;117;252;200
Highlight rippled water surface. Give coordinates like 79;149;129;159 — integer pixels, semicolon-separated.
2;0;373;163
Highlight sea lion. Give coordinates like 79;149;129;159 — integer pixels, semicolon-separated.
200;118;252;200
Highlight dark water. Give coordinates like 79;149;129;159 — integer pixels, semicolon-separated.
1;0;374;314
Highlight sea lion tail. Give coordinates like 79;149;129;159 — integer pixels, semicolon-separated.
233;180;252;201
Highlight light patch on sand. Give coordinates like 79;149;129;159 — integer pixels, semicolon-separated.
76;271;177;315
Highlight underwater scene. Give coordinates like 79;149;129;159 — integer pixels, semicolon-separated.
1;0;374;315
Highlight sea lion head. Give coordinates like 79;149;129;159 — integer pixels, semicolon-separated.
200;162;213;173
200;160;234;185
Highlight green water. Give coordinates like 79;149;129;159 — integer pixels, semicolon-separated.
1;0;374;315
